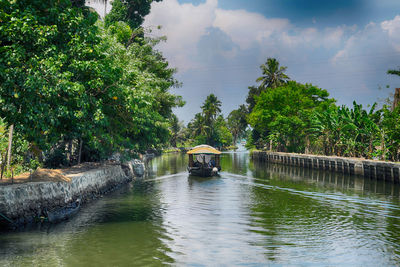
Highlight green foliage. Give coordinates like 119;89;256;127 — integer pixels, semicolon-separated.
214;115;233;147
105;0;163;29
0;119;8;156
185;94;232;148
194;134;207;146
244;60;400;161
388;68;400;77
105;0;129;28
249;81;334;152
43;144;69;168
201;94;222;145
309;102;400;160
246;86;262;113
246;58;290;114
107;21;133;44
256;58;290;90
168;114;185;147
310;102;380;158
0;0;182;170
380;106;400;161
227;105;248;144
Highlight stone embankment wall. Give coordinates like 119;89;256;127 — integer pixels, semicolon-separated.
251;151;400;183
0;160;144;227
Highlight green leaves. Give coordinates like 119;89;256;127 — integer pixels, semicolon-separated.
0;0;182;164
249;81;334;152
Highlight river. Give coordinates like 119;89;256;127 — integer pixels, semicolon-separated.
1;149;400;266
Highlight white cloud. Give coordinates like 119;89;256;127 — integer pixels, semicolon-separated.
381;15;400;51
332;17;400;64
143;0;218;71
144;0;400;121
145;0;356;68
213;9;290;50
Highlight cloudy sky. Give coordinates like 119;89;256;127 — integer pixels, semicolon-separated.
142;0;400;123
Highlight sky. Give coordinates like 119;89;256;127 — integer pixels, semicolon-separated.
142;0;400;123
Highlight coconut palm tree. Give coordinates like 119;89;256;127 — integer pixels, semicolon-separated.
256;58;290;90
200;94;222;145
227;105;248;144
201;94;222;123
190;113;207;137
169;114;184;147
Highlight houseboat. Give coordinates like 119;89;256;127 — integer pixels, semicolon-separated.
187;145;221;177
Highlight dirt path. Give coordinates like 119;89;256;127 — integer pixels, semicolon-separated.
0;162;119;185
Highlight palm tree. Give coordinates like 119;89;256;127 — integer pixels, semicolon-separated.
200;94;222;145
201;94;222;123
190;113;207;137
227;105;248;144
256;58;290;90
388;68;400;77
169;114;183;147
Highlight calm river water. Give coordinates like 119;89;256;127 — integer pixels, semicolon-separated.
1;149;400;266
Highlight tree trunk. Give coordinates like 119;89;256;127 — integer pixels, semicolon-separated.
67;139;73;165
380;130;386;160
78;139;83;164
7;124;14;172
0;151;6;180
305;136;310;154
392;88;400;111
104;0;107;18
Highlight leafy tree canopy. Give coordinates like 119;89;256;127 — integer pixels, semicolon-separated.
248;81;334;152
0;0;182;168
105;0;162;29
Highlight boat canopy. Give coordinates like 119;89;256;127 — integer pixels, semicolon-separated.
186;145;221;155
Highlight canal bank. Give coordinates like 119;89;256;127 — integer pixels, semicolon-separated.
251;151;400;183
0;159;145;228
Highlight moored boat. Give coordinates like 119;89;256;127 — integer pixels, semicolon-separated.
187;145;221;177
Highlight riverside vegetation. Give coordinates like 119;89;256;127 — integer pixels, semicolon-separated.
1;0;399;180
173;57;400;162
245;58;400;162
0;0;183;178
175;58;400;161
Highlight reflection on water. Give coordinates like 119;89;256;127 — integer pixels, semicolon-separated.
1;151;400;266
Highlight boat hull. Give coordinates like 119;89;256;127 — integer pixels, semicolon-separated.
188;166;220;177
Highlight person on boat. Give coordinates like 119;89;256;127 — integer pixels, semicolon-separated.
209;159;215;168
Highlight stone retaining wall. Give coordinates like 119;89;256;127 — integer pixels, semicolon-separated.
251;151;400;183
0;161;142;227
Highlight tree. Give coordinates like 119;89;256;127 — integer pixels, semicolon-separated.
256;58;290;90
105;0;163;29
105;0;129;27
248;82;333;152
201;94;222;123
0;0;182;168
310;102;381;158
381;105;400;161
201;94;222;146
227;105;248;144
169;114;184;147
388;68;400;77
0;0;101;151
246;86;262;113
214;115;233;147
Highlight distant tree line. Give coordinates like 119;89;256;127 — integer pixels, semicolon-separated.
168;94;244;149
